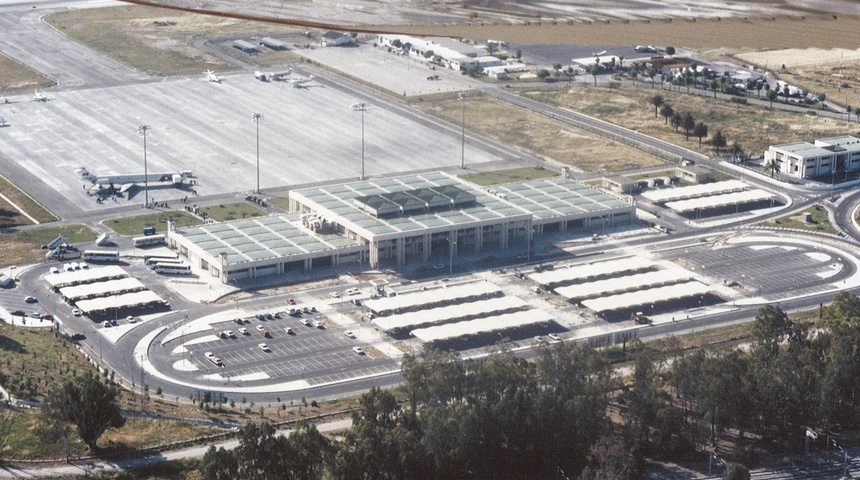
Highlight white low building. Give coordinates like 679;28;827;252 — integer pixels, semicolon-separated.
377;34;483;70
764;135;860;179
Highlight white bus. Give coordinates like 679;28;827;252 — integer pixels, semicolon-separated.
144;253;180;265
132;234;166;248
82;250;120;262
150;259;184;270
154;263;191;275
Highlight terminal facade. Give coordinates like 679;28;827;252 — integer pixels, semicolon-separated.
167;172;636;284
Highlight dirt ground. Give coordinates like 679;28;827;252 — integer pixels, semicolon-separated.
413;96;668;174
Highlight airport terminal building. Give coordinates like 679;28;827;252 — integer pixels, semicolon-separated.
167;172;636;283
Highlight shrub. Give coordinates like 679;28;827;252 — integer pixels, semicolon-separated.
730;96;748;104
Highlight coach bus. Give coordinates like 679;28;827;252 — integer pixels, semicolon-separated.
132;234;166;248
82;250;120;262
144;253;180;265
149;259;185;270
154;263;191;275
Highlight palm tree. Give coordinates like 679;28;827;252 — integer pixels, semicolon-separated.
710;80;718;98
712;129;727;154
755;80;763;98
647;67;657;87
670;112;682;132
731;141;743;160
650;94;664;117
694;122;708;146
590;63;599;86
682;112;696;140
819;91;827;109
660;104;674;124
764;157;778;178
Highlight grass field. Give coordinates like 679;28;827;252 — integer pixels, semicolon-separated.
761;204;837;234
44;6;302;76
0;53;55;94
413;96;668;174
266;196;291;211
104;211;201;236
0;225;97;266
199;202;265;222
461;166;559;186
525;84;860;158
0;174;58;227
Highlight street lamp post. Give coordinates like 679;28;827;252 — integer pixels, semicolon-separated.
448;237;456;276
458;92;468;168
351;102;369;180
252;113;264;194
137;125;151;208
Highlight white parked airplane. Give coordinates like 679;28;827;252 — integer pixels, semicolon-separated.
288;74;315;88
32;90;47;102
206;70;221;83
76;167;194;193
592;50;607;56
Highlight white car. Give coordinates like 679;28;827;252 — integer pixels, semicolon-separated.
345;288;360;295
126;316;137;323
49;267;60;274
72;309;82;317
352;346;365;355
313;320;324;329
255;325;265;332
224;330;235;338
204;352;215;359
548;333;561;341
300;318;311;326
258;343;270;352
238;327;249;335
344;330;355;338
329;291;340;298
284;327;294;334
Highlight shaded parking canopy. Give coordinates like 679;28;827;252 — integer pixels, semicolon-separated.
45;266;127;289
411;309;554;343
555;269;692;301
641;180;749;203
364;282;502;315
581;280;711;313
59;277;147;302
76;290;164;314
373;296;528;331
664;189;775;213
529;256;654;288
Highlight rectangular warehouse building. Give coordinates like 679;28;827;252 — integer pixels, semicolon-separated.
167;172;635;283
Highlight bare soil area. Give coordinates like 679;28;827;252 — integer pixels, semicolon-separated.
413;96;667;174
0;53;55;93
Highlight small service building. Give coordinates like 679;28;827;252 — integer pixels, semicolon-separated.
168;172;635;283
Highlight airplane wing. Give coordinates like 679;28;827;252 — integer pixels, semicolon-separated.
120;183;135;193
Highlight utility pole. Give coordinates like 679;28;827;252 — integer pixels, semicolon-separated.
351;102;369;180
458;92;468;168
137;125;151;208
252;113;264;193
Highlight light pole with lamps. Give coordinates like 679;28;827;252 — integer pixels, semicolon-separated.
137;125;151;208
252;113;264;193
351;102;369;180
458;92;468;168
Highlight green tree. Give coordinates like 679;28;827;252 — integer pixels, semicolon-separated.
724;463;751;480
666;46;676;56
681;112;696;140
536;69;551;81
710;80;718;98
650;94;664;117
731;141;743;160
819;91;827;109
766;88;778;108
44;372;125;451
712;130;727;154
660;103;674;125
670;111;682;132
763;157;778;178
202;446;239;480
694;122;708;146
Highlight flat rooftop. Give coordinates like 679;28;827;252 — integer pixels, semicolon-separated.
175;213;360;265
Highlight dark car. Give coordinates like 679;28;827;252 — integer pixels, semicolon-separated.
10;310;24;316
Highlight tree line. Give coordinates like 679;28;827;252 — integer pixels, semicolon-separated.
39;291;860;478
648;93;744;158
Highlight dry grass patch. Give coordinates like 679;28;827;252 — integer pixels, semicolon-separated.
0;173;58;226
413;97;665;174
45;6;300;76
0;52;55;93
0;224;97;266
527;84;860;157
